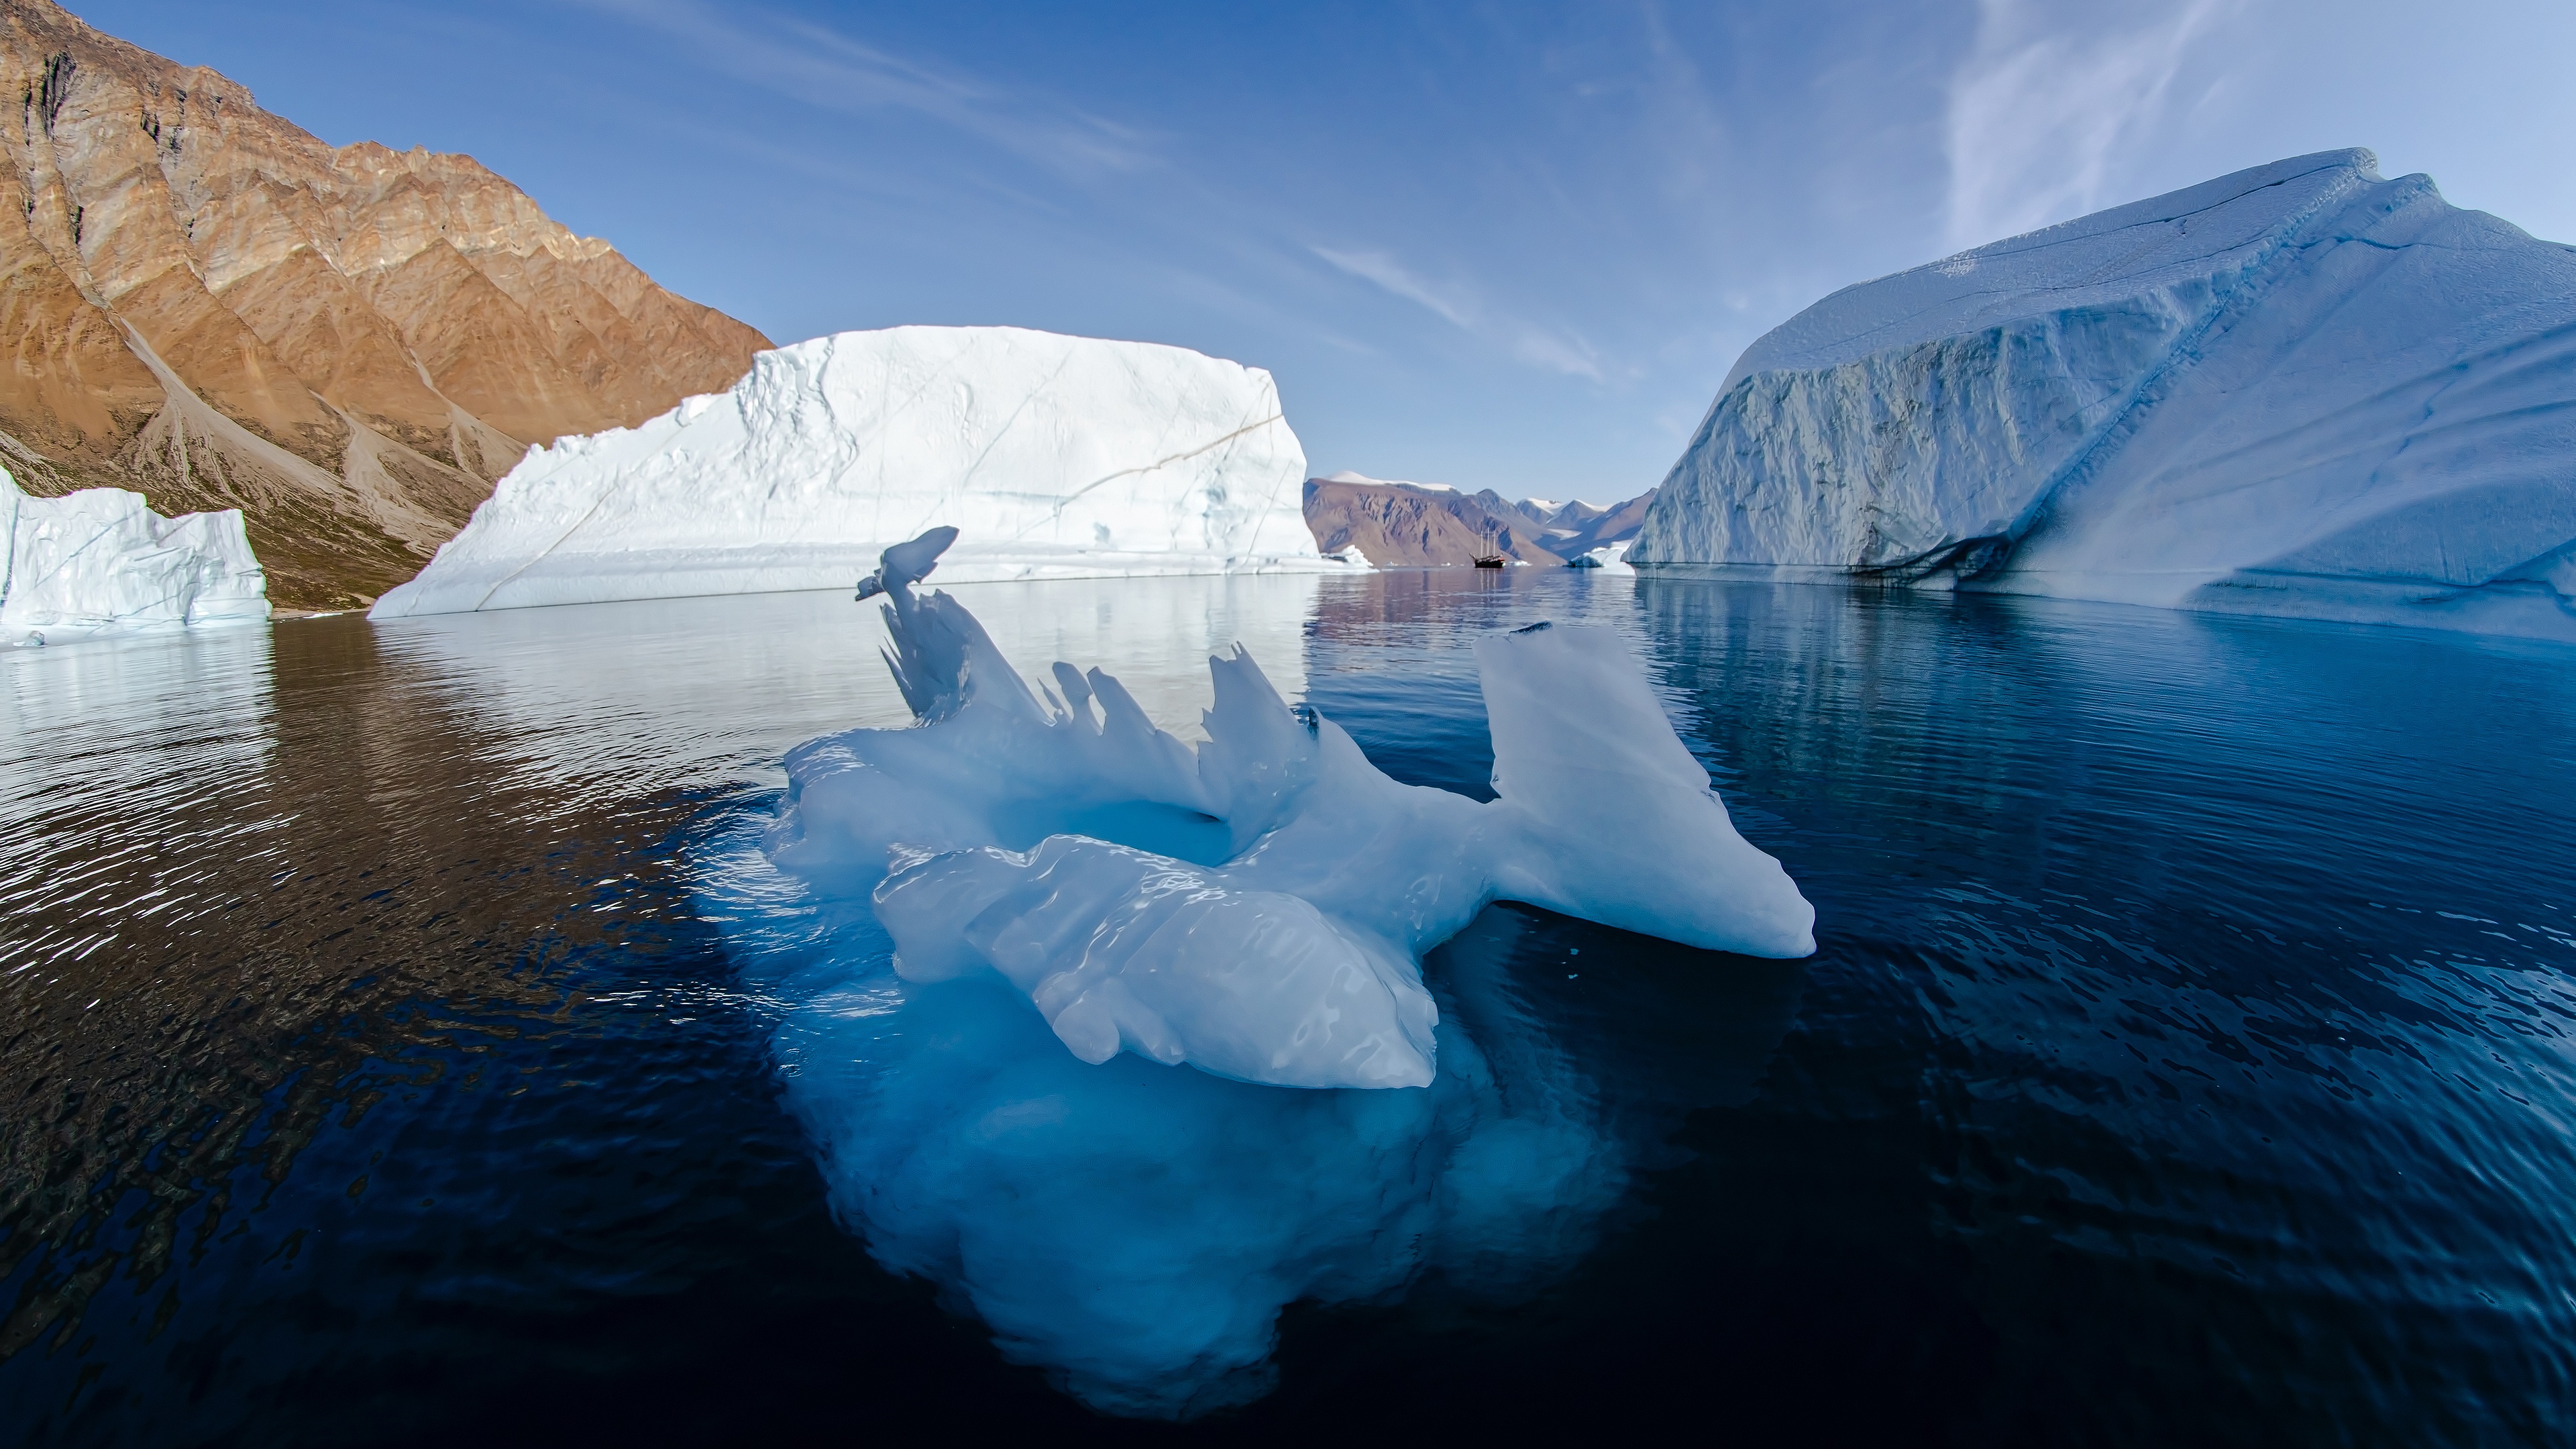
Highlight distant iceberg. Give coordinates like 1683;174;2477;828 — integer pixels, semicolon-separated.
370;327;1333;619
1631;150;2576;641
3;467;268;645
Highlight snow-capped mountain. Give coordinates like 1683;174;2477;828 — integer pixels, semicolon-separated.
1303;470;1652;566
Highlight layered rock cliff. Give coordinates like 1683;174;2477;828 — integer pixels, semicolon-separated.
0;1;770;607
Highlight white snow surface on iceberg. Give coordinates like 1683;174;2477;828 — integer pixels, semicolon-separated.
3;466;268;645
370;327;1330;618
765;533;1813;1089
710;529;1811;1413
1631;149;2576;640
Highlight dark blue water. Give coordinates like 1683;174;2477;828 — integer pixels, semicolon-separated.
4;572;2572;1446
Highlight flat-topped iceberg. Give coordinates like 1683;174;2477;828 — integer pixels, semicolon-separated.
708;529;1811;1414
370;327;1330;619
1631;149;2576;640
3;467;269;645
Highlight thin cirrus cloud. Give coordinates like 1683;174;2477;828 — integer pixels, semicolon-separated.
565;0;1155;181
1942;0;2229;251
1309;245;1603;382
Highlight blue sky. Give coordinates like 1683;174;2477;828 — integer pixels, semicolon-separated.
77;0;2576;502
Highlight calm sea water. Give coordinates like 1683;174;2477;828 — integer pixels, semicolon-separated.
4;571;2573;1446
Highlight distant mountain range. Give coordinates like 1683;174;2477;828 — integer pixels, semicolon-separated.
0;0;769;607
1303;472;1652;567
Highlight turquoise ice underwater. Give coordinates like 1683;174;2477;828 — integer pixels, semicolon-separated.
698;532;1815;1415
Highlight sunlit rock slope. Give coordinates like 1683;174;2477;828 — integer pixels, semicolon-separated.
1631;149;2576;640
0;0;769;607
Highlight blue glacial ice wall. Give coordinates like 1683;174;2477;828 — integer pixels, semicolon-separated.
1629;149;2576;641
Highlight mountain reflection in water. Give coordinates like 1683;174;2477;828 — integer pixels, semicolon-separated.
3;571;2573;1446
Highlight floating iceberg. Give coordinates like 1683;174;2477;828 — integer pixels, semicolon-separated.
715;870;1634;1417
370;326;1332;618
3;466;269;645
1631;149;2576;640
708;529;1810;1413
765;530;1813;1089
1568;539;1636;574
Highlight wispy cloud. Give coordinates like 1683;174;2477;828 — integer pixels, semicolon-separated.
1310;245;1603;380
1309;247;1474;328
566;0;1155;180
1943;0;2228;250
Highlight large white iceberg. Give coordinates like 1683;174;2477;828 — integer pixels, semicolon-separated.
370;326;1331;618
709;528;1811;1413
3;466;269;645
1631;149;2576;640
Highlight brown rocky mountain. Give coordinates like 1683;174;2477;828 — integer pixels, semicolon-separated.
1303;473;1654;567
1530;490;1654;553
0;0;770;607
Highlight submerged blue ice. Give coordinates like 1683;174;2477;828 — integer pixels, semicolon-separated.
704;530;1813;1414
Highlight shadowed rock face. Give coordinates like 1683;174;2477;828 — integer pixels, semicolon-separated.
1302;475;1653;567
0;1;770;607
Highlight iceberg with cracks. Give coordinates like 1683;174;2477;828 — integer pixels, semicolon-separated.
1631;149;2576;640
706;529;1813;1413
371;326;1330;618
3;465;269;645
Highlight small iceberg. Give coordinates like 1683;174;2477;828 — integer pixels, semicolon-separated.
3;465;269;646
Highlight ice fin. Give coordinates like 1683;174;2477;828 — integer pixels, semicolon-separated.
1474;623;1815;957
1051;661;1097;729
1197;647;1318;849
1085;669;1203;801
877;584;1045;725
855;524;959;601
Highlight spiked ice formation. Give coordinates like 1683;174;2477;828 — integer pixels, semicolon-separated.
718;527;1813;1413
371;326;1330;618
3;466;269;645
764;529;1813;1091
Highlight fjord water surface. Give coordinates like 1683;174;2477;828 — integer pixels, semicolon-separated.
3;572;2571;1445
